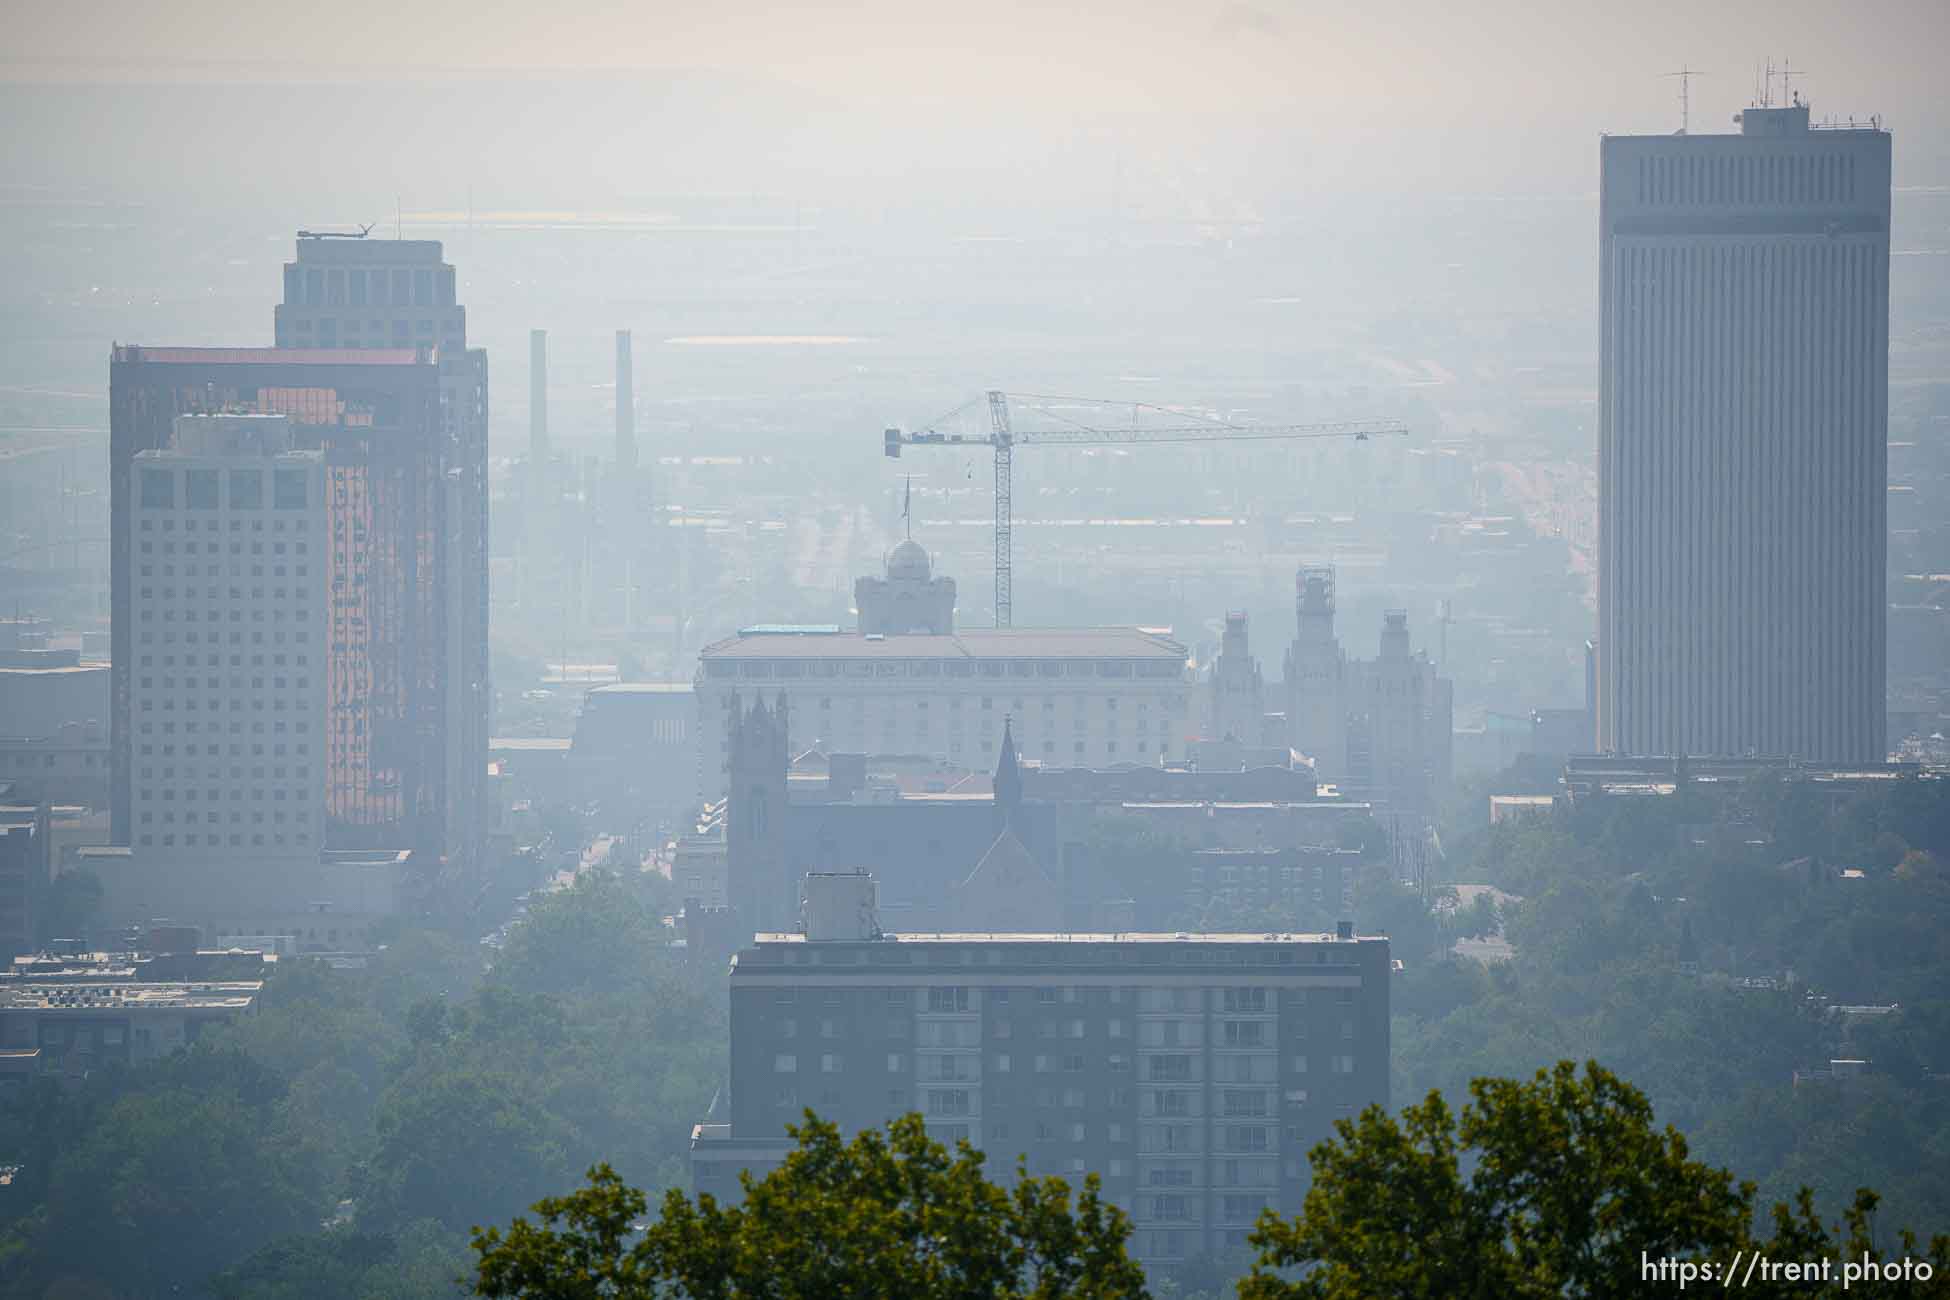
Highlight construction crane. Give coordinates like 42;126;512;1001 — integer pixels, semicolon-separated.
884;389;1408;628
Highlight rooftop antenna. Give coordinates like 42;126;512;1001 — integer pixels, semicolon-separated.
1763;56;1777;108
1782;60;1808;106
1664;66;1706;133
902;474;913;540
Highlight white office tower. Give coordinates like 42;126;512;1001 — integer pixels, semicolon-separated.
1598;99;1890;761
128;415;326;861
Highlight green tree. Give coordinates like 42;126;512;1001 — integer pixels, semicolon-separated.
27;1082;323;1298
472;1112;1149;1299
490;872;675;997
213;1220;471;1300
1243;1060;1950;1300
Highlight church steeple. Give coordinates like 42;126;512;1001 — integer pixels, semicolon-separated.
994;715;1022;827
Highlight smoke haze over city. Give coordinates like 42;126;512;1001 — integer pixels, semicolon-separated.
0;1;1948;1295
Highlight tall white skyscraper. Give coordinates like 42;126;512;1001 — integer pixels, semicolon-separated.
1598;100;1890;761
128;415;325;862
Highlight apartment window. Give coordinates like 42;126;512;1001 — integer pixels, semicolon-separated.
774;1054;797;1073
1224;1126;1270;1152
1223;1090;1270;1118
229;469;263;509
928;986;970;1013
1034;1054;1052;1073
1222;1021;1266;1048
926;1089;971;1117
821;1054;843;1074
1332;1054;1355;1074
1147;1055;1192;1082
925;1055;972;1082
186;470;219;509
273;469;308;510
1068;1122;1086;1142
1222;987;1268;1014
140;469;175;509
995;1053;1010;1073
887;1053;905;1073
1150;1089;1190;1117
1062;1054;1084;1073
1222;1195;1261;1223
1037;986;1057;1004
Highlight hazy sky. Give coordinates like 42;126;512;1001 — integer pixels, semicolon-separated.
8;0;1947;161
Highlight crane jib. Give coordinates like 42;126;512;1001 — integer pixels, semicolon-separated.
882;394;1406;628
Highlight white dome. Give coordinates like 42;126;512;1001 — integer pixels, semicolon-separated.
886;538;931;581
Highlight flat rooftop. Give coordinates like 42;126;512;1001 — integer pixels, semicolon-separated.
289;237;446;263
111;345;426;366
752;931;1374;945
0;981;262;1011
701;627;1187;661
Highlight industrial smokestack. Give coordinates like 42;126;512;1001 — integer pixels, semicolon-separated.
529;329;548;464
615;329;636;471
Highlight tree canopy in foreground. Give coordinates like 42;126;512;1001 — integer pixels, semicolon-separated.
472;1111;1148;1299
1240;1060;1950;1300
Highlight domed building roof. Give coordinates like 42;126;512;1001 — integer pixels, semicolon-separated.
886;538;932;581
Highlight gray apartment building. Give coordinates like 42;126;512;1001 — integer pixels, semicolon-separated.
692;873;1391;1270
1598;100;1890;761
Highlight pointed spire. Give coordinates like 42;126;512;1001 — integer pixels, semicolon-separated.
994;714;1022;826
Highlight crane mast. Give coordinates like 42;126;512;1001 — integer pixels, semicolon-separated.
885;389;1408;628
988;389;1013;632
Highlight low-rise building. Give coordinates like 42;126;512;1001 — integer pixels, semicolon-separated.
0;960;262;1082
696;541;1192;802
0;722;109;807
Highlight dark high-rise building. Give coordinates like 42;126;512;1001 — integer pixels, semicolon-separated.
691;872;1392;1273
108;346;464;864
275;234;490;873
1598;101;1890;760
